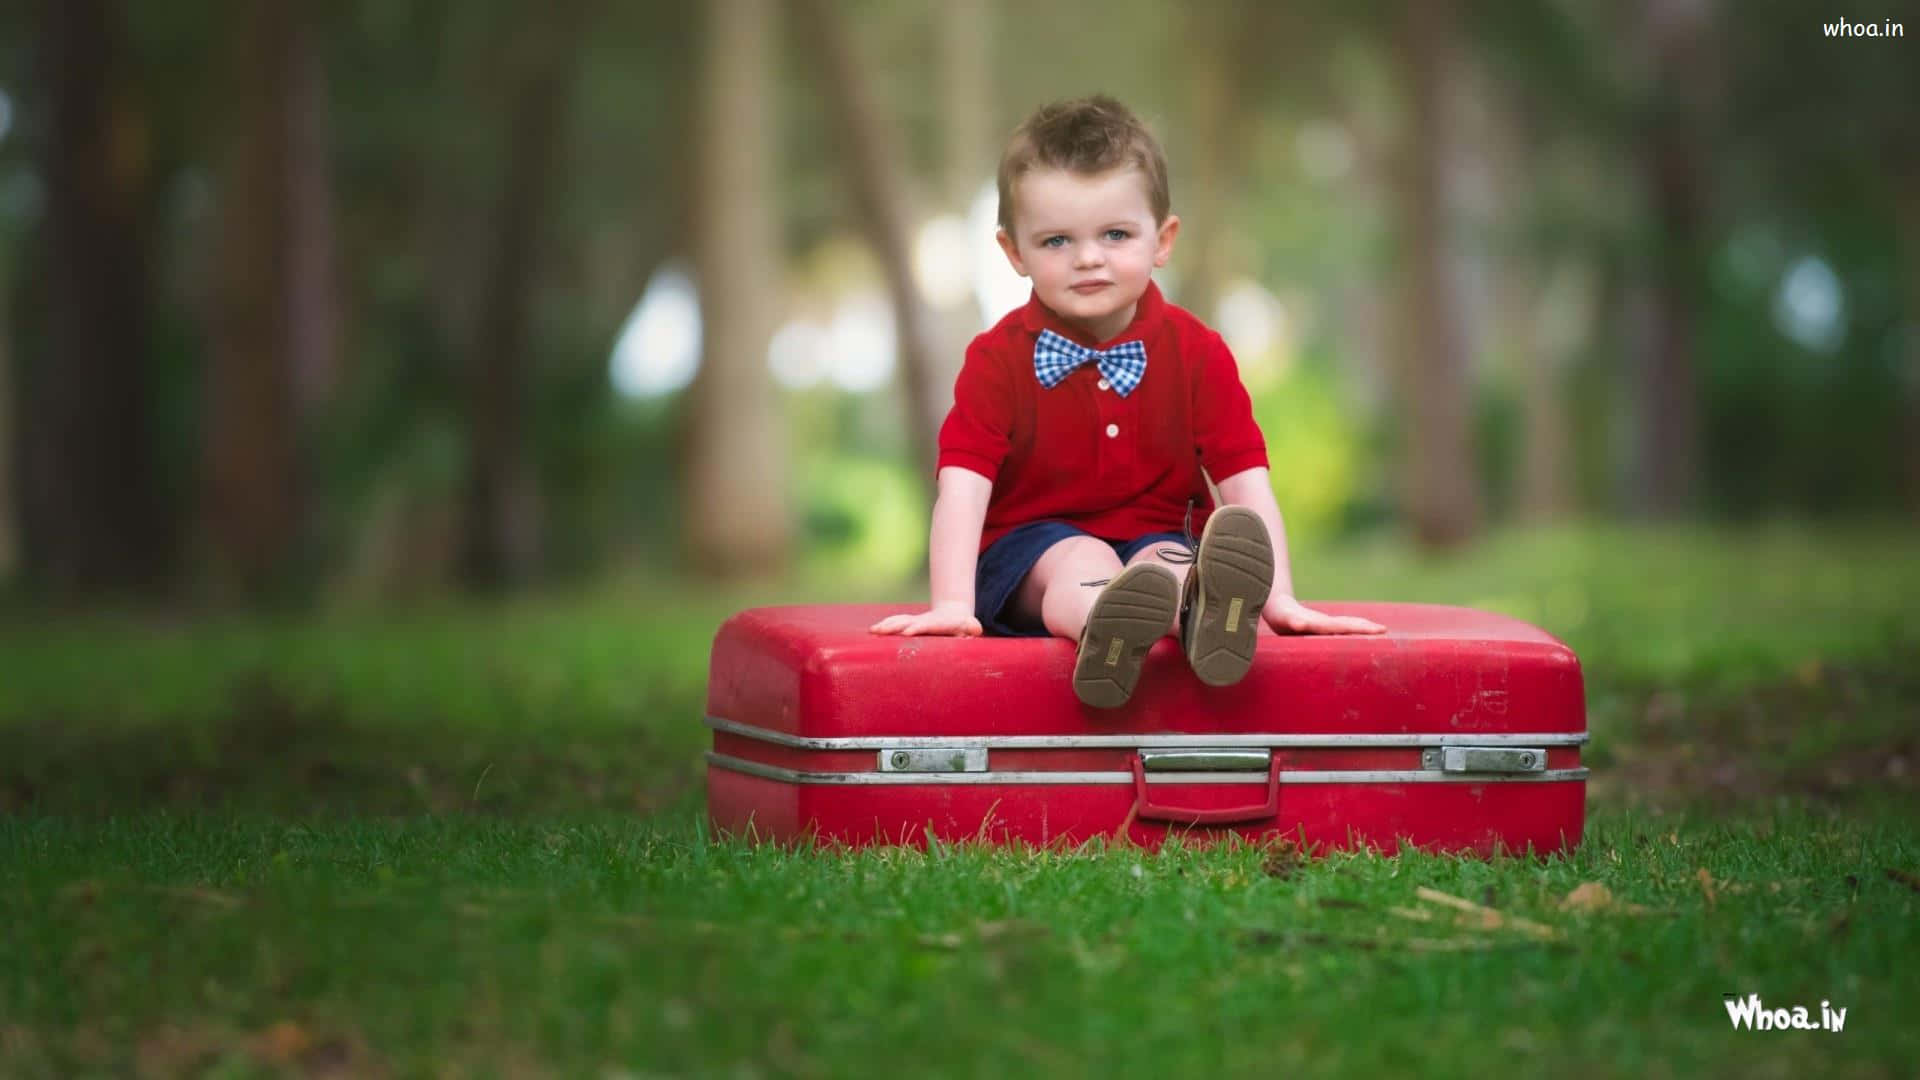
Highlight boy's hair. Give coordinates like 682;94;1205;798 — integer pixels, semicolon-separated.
996;95;1171;237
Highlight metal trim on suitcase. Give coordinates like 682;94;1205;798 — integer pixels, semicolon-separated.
707;751;1590;786
705;716;1591;786
705;715;1590;751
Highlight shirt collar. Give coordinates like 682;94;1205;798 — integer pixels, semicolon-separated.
1019;279;1167;350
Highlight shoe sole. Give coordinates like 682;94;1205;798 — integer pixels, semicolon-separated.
1184;506;1275;687
1072;564;1179;709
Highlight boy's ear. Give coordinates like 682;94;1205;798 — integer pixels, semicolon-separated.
1153;214;1181;268
995;227;1028;277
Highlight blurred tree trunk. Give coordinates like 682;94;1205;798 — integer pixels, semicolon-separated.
683;0;790;576
793;0;941;494
1484;94;1574;522
1177;3;1293;325
204;0;335;599
1898;175;1920;519
1178;32;1232;325
1513;263;1578;521
927;0;991;447
938;0;991;210
24;0;171;594
1177;5;1251;326
1629;0;1712;517
0;255;14;580
459;10;584;590
1392;0;1480;549
286;18;341;420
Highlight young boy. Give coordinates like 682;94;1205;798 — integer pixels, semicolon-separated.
871;95;1384;707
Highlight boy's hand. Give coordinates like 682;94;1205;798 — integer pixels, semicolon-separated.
870;603;984;637
1262;595;1386;636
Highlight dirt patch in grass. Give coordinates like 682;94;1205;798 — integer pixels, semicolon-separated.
1589;658;1920;812
0;673;688;816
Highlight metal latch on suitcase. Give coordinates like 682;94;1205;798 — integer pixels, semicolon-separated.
1421;746;1546;773
877;747;988;772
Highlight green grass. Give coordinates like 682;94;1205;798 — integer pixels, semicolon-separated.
2;522;1918;1076
4;809;1915;1077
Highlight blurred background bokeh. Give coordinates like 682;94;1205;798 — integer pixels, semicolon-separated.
7;10;1920;1067
0;0;1914;607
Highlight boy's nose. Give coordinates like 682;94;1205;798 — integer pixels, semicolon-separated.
1074;247;1105;269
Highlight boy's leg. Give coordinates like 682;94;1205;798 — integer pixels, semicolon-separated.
1183;506;1276;687
1122;544;1193;637
1013;535;1181;708
1010;536;1125;640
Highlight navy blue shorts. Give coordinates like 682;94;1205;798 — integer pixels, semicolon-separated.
974;521;1193;637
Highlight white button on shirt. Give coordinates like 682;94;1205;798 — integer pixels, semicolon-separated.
1097;378;1111;391
1106;423;1119;437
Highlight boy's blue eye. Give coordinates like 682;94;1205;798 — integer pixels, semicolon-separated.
1105;229;1131;241
1042;236;1067;248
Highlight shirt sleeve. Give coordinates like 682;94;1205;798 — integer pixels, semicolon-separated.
1192;328;1269;481
935;335;1014;483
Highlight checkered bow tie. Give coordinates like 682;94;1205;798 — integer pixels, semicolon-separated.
1033;329;1148;397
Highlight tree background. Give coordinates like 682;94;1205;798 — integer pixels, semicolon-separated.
1;0;1915;606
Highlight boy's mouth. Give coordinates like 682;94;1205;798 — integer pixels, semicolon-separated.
1069;281;1113;295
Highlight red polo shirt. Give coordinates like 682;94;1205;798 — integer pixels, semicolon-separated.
937;281;1269;552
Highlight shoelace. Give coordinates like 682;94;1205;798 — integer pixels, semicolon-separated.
1079;498;1198;587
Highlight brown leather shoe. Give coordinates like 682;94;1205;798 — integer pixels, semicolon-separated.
1072;563;1180;709
1181;506;1275;687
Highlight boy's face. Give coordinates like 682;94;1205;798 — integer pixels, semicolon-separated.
997;166;1179;343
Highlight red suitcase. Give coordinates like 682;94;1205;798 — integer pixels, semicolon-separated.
704;602;1587;855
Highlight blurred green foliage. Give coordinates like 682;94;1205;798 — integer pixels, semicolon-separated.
800;453;926;583
0;0;1914;597
1250;364;1365;546
5;807;1917;1075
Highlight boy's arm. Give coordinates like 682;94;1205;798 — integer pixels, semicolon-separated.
1214;468;1385;636
869;466;993;636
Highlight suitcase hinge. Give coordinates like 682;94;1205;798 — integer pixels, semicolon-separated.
1421;746;1546;773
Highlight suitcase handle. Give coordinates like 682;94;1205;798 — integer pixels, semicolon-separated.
1130;753;1282;826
